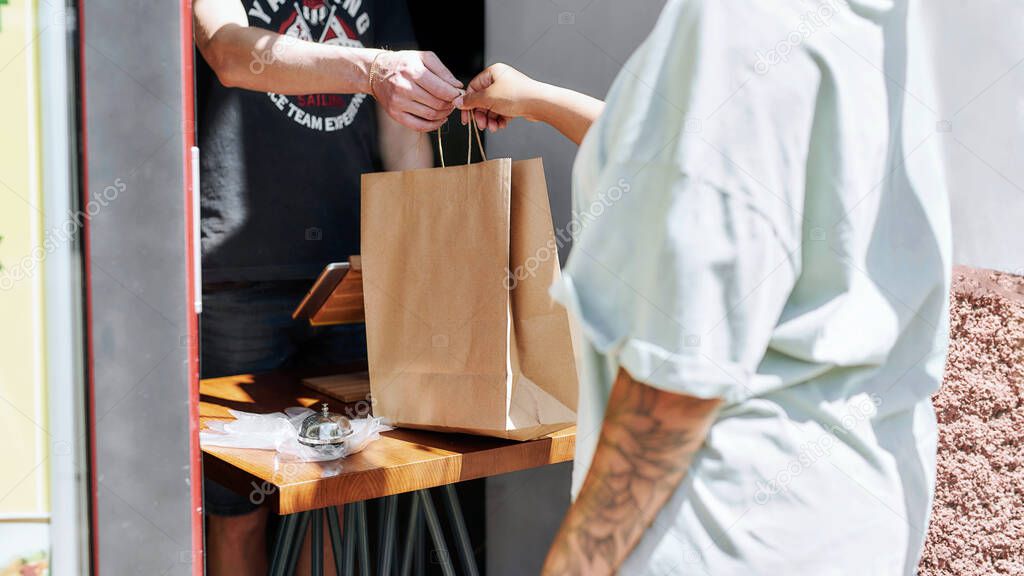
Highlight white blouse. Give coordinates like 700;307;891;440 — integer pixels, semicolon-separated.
551;0;951;573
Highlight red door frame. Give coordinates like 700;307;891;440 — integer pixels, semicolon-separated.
180;0;204;573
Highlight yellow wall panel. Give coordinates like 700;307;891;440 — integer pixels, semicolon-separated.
0;0;47;517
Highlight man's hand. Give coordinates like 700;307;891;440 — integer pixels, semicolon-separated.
370;50;463;132
542;369;721;575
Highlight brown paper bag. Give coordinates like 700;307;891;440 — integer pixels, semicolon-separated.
360;154;577;440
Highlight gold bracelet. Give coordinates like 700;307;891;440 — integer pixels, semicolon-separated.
368;50;389;97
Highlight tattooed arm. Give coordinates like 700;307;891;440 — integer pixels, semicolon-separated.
542;368;721;575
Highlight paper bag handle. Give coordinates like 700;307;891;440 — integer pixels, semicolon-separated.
436;113;487;168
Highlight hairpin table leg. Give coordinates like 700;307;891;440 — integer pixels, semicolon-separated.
343;504;356;576
270;513;300;576
354;501;370;576
311;509;324;576
327;507;345;576
400;492;421;576
419;490;455;576
285;512;311;576
378;496;398;576
441;485;480;576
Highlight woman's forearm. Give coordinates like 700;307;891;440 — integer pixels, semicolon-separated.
527;83;605;145
541;369;721;575
457;64;604;143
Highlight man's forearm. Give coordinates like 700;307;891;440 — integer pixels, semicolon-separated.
201;24;378;95
194;0;459;131
378;111;434;171
542;369;721;575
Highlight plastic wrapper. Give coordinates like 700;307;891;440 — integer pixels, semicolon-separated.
200;406;391;462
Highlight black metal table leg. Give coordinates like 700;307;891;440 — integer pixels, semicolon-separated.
377;498;385;550
285;512;311;576
419;490;456;576
354;501;370;576
311;509;324;576
441;485;480;576
279;482;479;576
270;513;300;576
415;499;426;576
343;504;356;576
378;496;398;576
327;507;345;576
400;493;421;576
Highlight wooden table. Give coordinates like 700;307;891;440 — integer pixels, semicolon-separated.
201;367;576;575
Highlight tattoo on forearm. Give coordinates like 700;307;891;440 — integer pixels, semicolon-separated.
543;370;720;575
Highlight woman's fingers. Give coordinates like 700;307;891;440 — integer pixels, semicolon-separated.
457;93;508;131
467;66;496;92
457;89;493;112
486;110;504;132
473;109;488;131
454;64;524;131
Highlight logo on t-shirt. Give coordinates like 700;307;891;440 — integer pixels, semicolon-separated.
247;0;372;132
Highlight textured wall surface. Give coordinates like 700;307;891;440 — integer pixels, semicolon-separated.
921;267;1024;575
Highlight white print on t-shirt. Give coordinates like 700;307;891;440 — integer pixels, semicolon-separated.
248;0;372;132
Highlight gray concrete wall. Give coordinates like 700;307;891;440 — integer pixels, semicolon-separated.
81;0;196;573
483;2;666;574
924;3;1024;274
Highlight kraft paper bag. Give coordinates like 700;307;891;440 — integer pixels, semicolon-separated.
360;155;577;441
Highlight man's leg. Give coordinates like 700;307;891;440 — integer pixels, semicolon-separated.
206;490;269;575
201;282;306;576
293;322;368;369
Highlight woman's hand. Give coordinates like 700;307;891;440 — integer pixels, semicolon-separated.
455;63;605;144
455;63;546;132
370;50;464;132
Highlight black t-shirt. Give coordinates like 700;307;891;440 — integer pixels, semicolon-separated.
198;0;416;283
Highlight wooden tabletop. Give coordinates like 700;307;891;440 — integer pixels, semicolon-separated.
201;368;576;515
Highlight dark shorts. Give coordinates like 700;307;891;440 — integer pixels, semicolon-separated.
201;281;367;516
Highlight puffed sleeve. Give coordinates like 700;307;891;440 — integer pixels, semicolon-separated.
552;165;800;403
551;0;820;402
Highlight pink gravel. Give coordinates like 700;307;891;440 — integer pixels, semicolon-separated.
919;266;1024;575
